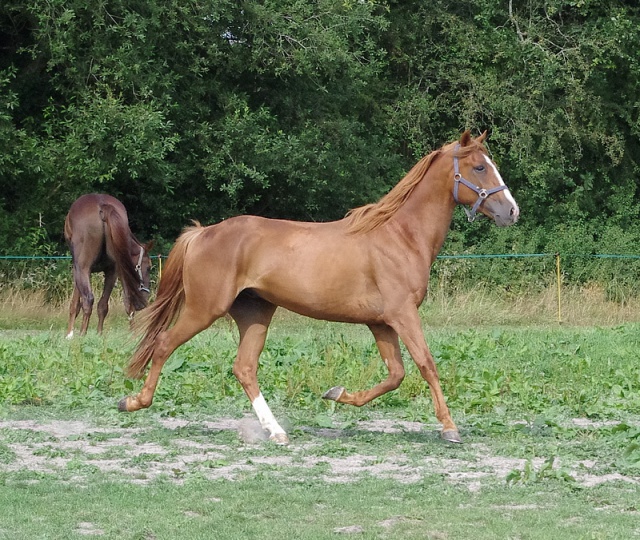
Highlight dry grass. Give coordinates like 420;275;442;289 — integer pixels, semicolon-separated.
2;282;640;333
0;288;126;331
0;289;65;329
423;282;640;327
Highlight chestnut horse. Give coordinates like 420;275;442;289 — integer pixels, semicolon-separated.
64;194;152;338
119;131;519;444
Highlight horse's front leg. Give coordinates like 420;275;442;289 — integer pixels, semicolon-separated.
322;323;405;406
389;308;461;443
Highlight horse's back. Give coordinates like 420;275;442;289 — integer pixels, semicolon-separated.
183;215;384;322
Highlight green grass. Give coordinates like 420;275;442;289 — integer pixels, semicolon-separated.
1;472;639;539
2;317;640;421
2;303;640;539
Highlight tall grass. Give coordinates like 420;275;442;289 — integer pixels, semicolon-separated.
5;279;640;332
4;254;640;330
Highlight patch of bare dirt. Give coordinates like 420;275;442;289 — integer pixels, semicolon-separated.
1;417;638;490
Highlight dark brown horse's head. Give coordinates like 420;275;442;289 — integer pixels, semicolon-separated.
452;131;519;227
124;240;154;315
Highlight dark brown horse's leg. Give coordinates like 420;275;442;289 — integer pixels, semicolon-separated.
96;267;117;334
386;308;461;443
119;305;215;412
229;296;287;444
66;286;82;339
323;323;405;406
72;267;95;336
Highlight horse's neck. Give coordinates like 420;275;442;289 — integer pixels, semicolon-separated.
128;236;140;253
390;166;456;262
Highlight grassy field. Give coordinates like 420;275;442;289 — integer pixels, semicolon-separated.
1;288;640;539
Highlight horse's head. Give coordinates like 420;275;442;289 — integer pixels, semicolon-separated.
125;241;153;315
450;131;519;227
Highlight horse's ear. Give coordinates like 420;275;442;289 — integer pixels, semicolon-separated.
145;240;154;253
476;130;488;144
460;130;472;147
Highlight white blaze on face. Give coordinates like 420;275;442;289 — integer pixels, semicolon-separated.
251;392;287;438
484;155;519;212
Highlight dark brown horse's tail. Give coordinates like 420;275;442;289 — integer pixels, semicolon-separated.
100;203;147;311
126;223;205;379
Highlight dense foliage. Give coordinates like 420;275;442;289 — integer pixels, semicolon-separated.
2;0;639;262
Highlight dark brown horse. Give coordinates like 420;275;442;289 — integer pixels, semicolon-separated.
64;193;152;338
119;131;519;444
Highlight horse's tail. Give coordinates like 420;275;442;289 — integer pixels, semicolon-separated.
100;203;147;311
126;223;205;379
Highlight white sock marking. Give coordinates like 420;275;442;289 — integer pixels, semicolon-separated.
251;393;286;437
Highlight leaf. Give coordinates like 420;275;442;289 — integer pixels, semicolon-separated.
163;356;186;374
314;414;335;428
621;443;640;467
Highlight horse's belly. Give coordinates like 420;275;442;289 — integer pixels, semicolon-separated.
252;274;384;324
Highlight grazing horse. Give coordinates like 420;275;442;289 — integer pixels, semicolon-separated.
64;193;152;338
119;131;519;444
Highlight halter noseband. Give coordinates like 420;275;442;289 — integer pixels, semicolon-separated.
135;247;150;293
452;144;507;222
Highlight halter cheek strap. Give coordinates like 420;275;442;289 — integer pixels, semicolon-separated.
135;247;150;293
453;144;507;222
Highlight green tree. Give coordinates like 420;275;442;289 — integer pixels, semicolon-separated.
1;0;639;278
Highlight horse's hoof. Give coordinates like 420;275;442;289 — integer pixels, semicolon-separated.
270;433;290;445
441;429;462;444
118;397;130;412
322;386;345;401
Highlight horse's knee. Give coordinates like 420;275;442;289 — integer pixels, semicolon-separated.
81;292;94;313
232;361;256;385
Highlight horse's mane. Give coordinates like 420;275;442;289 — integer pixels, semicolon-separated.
345;150;441;234
345;138;484;234
100;202;148;310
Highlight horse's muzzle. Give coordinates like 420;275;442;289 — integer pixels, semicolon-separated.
485;199;520;227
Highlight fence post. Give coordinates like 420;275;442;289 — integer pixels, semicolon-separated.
555;252;562;323
158;254;162;281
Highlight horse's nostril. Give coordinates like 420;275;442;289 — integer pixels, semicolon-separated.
510;207;516;216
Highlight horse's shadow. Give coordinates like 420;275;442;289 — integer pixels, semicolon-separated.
151;418;450;447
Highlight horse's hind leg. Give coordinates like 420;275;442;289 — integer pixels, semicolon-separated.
66;286;81;339
96;267;117;334
71;267;94;336
120;305;216;412
229;295;287;444
322;323;405;406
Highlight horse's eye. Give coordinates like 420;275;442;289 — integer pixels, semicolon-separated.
474;165;485;172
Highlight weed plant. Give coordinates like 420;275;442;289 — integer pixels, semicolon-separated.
2;314;640;425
